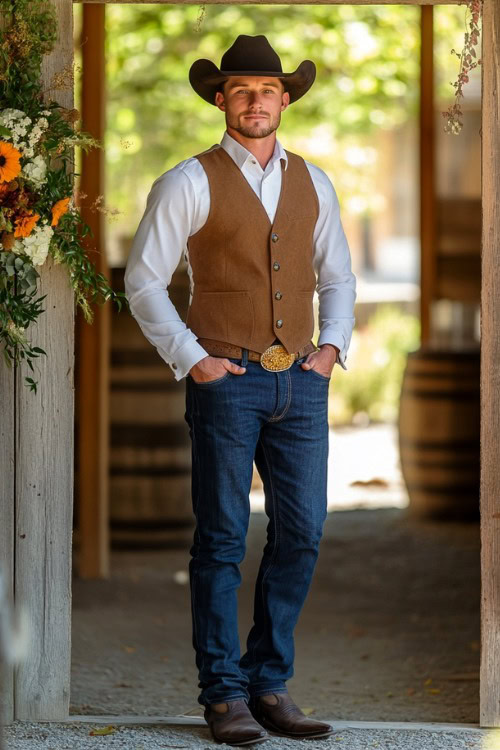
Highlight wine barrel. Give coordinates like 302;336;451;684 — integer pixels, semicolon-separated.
398;347;480;520
109;264;194;547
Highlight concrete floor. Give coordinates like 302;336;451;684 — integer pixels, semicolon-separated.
71;425;480;725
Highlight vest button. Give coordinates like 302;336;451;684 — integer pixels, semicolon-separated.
271;233;279;243
276;319;283;328
273;262;280;271
275;291;282;300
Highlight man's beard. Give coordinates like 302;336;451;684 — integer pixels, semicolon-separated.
228;112;280;139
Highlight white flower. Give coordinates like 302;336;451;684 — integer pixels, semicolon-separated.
0;108;25;122
0;108;49;154
23;155;47;187
13;224;54;267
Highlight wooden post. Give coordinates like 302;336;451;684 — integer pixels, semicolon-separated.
0;354;14;725
76;2;110;579
480;0;500;729
12;0;75;721
419;4;435;345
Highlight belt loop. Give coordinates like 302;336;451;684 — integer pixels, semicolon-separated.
241;348;249;367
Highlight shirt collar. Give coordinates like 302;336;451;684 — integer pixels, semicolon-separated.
220;130;288;171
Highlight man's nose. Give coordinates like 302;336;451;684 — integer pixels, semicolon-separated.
248;92;264;109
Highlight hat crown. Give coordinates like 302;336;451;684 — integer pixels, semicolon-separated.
220;35;283;74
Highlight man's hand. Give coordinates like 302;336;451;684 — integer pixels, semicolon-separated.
300;344;339;379
189;355;246;384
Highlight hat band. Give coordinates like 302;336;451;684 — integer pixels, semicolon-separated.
204;69;287;83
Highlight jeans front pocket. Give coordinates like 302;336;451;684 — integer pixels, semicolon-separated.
189;371;231;388
307;368;331;383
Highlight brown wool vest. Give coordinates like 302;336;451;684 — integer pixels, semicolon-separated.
186;145;320;355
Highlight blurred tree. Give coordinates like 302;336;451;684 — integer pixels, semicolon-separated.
100;4;421;232
71;4;471;246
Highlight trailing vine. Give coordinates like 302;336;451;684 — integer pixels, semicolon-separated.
0;0;126;393
442;0;482;134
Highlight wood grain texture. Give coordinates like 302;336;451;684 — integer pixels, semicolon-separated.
480;0;500;729
76;2;110;579
419;5;435;344
0;11;14;729
75;0;464;4
13;0;75;721
0;359;14;725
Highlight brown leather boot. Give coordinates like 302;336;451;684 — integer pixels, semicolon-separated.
204;699;269;746
249;693;333;739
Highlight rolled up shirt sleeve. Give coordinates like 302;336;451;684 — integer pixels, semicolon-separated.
308;164;357;370
124;167;209;381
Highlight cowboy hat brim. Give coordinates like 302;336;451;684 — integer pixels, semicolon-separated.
189;58;316;105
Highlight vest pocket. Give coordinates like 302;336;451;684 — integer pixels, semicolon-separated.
188;290;254;344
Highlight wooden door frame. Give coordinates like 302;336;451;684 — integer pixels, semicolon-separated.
2;0;498;728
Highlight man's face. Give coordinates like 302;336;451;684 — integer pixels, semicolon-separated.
214;76;290;139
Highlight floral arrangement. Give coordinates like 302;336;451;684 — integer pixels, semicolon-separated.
442;0;482;134
0;0;126;393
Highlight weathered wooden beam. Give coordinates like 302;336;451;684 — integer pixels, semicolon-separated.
76;2;110;579
0;349;14;725
419;4;435;344
0;9;14;732
480;0;500;730
74;0;464;5
13;0;74;721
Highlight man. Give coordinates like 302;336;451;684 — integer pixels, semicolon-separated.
125;34;356;746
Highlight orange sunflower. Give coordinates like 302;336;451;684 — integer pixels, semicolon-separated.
14;211;40;238
51;196;70;227
0;141;22;183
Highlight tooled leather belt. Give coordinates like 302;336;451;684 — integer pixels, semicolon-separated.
196;337;317;372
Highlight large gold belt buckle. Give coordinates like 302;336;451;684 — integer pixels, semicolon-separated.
260;344;295;372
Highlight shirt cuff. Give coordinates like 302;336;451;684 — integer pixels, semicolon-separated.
166;338;209;381
317;331;348;371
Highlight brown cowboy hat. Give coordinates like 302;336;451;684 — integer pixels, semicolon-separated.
189;34;316;105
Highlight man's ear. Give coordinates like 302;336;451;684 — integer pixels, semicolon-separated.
281;90;290;111
214;91;225;111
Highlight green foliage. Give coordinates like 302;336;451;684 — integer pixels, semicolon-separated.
330;304;420;425
0;251;47;392
0;0;126;393
98;4;421;231
96;4;472;237
0;0;58;112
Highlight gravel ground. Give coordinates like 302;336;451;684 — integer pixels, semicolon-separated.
2;721;491;750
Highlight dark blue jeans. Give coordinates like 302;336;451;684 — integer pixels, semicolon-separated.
184;352;330;707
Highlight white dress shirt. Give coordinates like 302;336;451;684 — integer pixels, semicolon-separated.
124;131;356;382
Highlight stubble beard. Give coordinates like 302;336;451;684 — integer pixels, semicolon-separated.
228;112;281;139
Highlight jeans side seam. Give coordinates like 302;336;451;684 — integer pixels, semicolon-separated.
189;412;205;684
249;435;281;667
